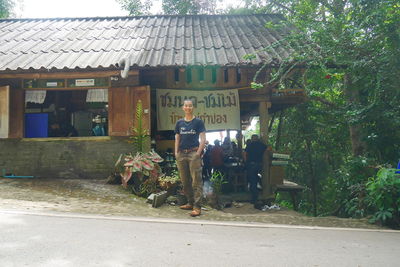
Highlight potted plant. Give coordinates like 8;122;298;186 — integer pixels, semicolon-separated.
158;170;181;195
209;171;228;209
117;151;164;188
113;99;164;196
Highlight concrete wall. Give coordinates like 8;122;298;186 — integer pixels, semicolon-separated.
0;137;138;179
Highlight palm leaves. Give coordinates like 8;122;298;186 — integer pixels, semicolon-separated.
129;100;149;153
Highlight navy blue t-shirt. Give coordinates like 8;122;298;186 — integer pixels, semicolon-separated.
245;141;267;163
174;117;206;149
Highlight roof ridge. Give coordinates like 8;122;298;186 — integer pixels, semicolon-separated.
0;13;284;22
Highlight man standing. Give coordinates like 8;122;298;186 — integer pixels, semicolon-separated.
244;134;268;208
175;99;206;217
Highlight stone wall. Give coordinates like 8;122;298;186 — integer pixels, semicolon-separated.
0;137;138;179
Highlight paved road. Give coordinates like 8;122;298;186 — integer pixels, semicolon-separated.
0;210;399;267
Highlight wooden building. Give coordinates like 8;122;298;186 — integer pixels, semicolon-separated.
0;14;305;196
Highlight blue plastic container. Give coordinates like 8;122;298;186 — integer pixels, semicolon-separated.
25;113;48;138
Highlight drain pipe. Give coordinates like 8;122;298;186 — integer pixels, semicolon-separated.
119;57;130;79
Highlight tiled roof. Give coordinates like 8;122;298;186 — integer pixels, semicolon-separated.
0;14;292;72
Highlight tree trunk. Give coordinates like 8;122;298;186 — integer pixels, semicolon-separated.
306;138;318;217
275;110;284;151
344;74;367;156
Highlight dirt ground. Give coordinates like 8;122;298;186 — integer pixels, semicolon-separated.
0;177;383;229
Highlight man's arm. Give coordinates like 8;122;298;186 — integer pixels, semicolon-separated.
175;134;180;155
197;131;206;156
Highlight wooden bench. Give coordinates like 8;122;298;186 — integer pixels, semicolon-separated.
275;180;305;211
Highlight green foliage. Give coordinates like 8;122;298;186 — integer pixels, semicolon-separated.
162;0;220;15
158;169;181;190
117;0;221;15
136;176;158;197
129;100;149;153
116;0;151;15
275;193;294;210
332;156;375;217
0;0;14;18
250;82;264;89
235;0;400;226
210;171;227;195
366;168;400;226
243;54;257;61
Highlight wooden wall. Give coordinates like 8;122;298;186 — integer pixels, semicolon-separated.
140;67;266;89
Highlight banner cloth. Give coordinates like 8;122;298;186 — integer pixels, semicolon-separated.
156;89;240;131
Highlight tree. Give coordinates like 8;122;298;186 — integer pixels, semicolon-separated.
234;0;400;217
162;0;220;15
0;0;14;18
117;0;222;15
116;0;152;16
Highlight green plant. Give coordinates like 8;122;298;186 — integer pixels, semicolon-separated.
136;177;158;197
158;170;180;190
129;100;149;153
366;168;400;226
210;171;227;195
116;151;163;187
332;156;375;218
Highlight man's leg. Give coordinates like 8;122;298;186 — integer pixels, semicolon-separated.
176;153;194;206
247;163;258;204
189;152;203;209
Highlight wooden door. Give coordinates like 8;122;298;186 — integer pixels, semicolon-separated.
108;86;150;136
9;88;24;138
0;86;10;138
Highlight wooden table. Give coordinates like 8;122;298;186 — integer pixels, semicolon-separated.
275;180;305;211
224;163;246;193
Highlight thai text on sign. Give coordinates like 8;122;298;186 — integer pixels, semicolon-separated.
156;89;240;131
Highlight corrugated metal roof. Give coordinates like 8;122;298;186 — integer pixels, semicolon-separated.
0;14;292;72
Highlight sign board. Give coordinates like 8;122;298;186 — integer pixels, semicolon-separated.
156;89;240;131
75;79;95;87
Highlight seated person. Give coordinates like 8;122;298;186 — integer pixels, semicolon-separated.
62;123;78;137
92;124;105;136
48;122;62;137
49;122;78;137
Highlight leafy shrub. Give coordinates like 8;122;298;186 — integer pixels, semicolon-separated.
210;171;227;195
333;156;376;218
366;168;400;227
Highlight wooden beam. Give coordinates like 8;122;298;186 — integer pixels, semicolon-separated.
0;70;139;79
22;86;110;91
239;94;269;102
259;101;274;201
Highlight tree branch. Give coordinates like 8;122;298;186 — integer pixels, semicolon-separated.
309;95;337;108
268;0;295;14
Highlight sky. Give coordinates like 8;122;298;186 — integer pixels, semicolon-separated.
15;0;128;18
14;0;243;18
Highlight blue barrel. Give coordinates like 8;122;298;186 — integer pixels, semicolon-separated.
25;113;48;138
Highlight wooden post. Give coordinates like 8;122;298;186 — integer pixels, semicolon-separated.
0;86;10;138
259;100;273;201
236;130;243;159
